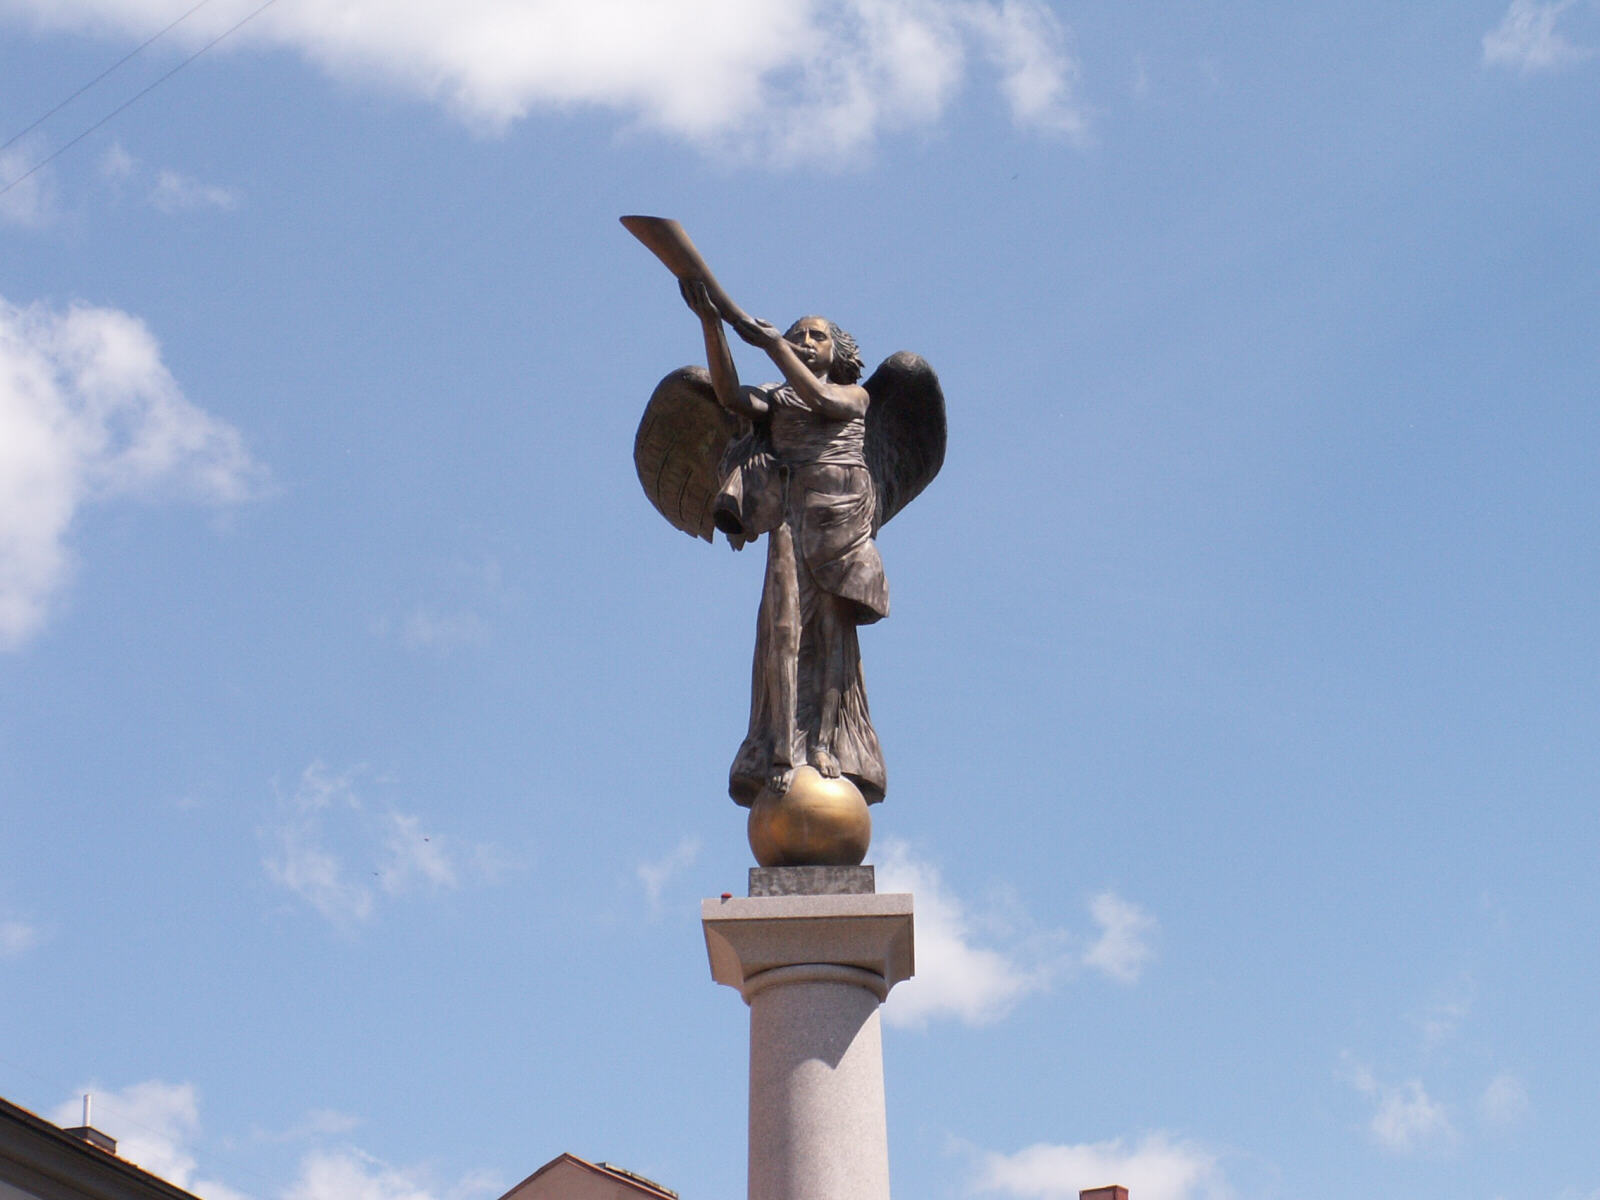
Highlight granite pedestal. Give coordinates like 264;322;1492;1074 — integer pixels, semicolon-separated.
703;871;914;1200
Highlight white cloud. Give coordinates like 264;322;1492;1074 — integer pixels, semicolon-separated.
263;762;501;929
0;144;56;227
1479;1072;1530;1128
1343;1061;1458;1153
876;847;1156;1027
5;0;1086;162
1081;891;1156;984
1483;0;1593;72
49;1081;252;1200
0;916;43;956
637;835;701;914
976;1132;1227;1200
878;840;1059;1028
0;295;265;649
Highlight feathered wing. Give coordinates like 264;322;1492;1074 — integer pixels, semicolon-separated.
634;366;743;541
863;351;947;532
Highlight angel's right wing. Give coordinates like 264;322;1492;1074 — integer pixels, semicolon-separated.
633;366;744;542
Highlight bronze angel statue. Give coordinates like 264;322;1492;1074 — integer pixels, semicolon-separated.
625;217;945;814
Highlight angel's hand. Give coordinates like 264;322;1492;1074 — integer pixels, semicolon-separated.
679;278;720;323
733;316;781;349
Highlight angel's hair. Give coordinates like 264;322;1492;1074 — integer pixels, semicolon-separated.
785;316;864;385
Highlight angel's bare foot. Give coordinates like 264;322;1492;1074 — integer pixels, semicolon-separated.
768;765;795;795
811;746;841;778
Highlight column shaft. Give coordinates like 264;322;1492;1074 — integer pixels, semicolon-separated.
747;970;891;1200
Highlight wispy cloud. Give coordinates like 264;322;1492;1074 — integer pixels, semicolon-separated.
49;1081;252;1200
15;0;1087;163
0;295;267;649
247;1108;365;1145
962;0;1088;141
1483;0;1593;72
1342;1060;1458;1153
150;167;240;213
1478;1072;1530;1128
263;763;376;927
1412;976;1473;1048
378;811;459;893
371;606;490;654
371;559;509;656
262;762;503;930
100;142;137;183
0;144;56;227
51;1083;496;1200
0;916;43;956
1081;891;1157;984
99;144;240;212
878;841;1062;1029
637;835;701;915
284;1147;500;1200
1130;54;1151;101
975;1132;1226;1200
284;1148;417;1200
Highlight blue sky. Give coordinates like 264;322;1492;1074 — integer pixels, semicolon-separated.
2;1;1597;1198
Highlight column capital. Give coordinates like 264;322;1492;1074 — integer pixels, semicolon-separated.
702;893;915;999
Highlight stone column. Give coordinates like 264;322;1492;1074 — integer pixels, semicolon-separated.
703;872;914;1200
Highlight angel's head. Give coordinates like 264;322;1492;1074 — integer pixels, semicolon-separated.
784;316;863;385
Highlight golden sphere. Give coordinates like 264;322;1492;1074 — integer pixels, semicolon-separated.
747;766;872;867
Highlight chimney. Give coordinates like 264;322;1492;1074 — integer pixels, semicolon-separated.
1080;1189;1129;1200
63;1093;117;1155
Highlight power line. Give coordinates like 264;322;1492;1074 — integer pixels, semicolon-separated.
0;0;220;157
0;0;282;201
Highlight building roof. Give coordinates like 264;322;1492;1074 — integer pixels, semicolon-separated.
0;1095;203;1200
497;1152;678;1200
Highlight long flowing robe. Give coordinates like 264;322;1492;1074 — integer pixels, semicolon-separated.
721;385;888;805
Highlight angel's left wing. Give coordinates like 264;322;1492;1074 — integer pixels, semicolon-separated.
634;366;743;541
864;351;947;532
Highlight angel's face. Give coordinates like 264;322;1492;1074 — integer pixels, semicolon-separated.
786;318;835;379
